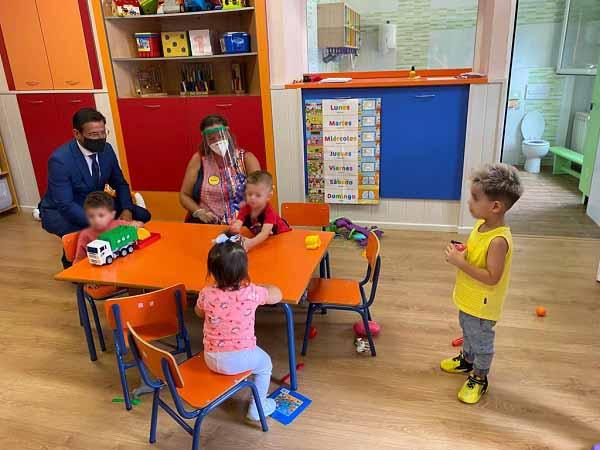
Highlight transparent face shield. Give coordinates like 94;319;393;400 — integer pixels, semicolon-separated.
201;125;247;223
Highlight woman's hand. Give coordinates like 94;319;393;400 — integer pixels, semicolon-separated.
445;244;466;268
193;209;218;224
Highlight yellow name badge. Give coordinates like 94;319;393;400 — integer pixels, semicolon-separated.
208;175;220;186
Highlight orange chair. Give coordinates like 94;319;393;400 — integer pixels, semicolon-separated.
127;323;268;450
62;231;128;352
105;285;191;410
301;231;382;356
281;202;331;278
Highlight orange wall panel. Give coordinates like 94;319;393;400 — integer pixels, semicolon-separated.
0;2;53;90
36;0;93;90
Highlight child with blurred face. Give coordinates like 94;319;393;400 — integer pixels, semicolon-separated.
229;171;290;251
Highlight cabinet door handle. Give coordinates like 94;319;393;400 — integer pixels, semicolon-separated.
25;81;40;86
69;99;83;104
414;94;436;99
27;100;44;104
66;80;80;86
216;103;233;108
143;104;161;109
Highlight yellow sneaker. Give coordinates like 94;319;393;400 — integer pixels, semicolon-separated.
458;375;488;404
440;352;473;374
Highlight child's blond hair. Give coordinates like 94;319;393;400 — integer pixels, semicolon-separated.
472;163;523;210
246;170;273;190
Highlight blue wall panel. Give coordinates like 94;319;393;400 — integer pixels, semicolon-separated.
302;85;469;200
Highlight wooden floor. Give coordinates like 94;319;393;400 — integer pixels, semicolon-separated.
507;168;600;239
1;213;600;450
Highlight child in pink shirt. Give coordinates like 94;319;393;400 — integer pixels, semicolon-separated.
195;237;282;421
74;191;143;262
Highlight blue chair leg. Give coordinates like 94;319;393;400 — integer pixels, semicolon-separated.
149;389;160;443
191;414;205;450
116;352;132;410
184;334;192;358
280;303;298;390
367;307;372;322
301;304;317;356
325;252;331;278
249;382;269;432
87;297;106;352
360;310;376;357
77;284;97;361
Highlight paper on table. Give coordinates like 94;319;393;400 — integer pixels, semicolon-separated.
319;77;352;83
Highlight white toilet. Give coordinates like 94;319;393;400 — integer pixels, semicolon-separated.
521;111;550;173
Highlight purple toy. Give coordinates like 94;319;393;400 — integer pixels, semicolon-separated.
591;444;600;450
333;217;383;247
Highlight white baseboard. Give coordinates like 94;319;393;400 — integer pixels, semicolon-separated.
457;225;474;235
351;219;459;233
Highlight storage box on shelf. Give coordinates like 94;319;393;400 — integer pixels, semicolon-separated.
317;2;361;50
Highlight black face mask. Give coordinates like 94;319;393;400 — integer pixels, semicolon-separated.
82;137;107;153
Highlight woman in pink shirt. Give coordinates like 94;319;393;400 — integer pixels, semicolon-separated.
195;237;282;421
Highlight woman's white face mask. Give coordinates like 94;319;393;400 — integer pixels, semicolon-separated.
209;140;229;157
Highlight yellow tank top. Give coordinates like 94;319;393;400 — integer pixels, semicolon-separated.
453;220;513;321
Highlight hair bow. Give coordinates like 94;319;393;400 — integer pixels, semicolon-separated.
213;233;242;245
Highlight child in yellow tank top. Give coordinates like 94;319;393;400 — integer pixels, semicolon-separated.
441;164;523;404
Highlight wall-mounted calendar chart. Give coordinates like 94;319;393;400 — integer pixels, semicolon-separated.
305;98;380;205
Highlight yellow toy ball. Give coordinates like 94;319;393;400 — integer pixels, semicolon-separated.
137;228;151;240
305;235;321;250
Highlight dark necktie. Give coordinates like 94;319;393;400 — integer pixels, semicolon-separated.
89;155;100;188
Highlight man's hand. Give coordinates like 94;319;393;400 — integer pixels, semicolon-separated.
119;209;133;221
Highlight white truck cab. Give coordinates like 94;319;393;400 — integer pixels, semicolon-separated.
86;240;114;266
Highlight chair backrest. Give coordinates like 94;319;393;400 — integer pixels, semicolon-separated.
62;231;81;263
365;231;381;278
127;322;185;388
104;284;186;351
281;202;330;227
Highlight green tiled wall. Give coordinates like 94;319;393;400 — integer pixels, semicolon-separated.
524;68;567;144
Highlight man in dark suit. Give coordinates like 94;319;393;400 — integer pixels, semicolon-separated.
39;108;151;266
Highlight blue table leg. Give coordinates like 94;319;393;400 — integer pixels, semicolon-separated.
77;283;97;361
280;303;297;391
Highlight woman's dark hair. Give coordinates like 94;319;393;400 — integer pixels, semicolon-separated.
73;108;106;132
207;240;248;290
200;114;228;131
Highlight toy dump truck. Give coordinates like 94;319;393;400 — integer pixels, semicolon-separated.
86;225;139;266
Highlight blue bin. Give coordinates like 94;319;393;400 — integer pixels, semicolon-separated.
220;32;250;54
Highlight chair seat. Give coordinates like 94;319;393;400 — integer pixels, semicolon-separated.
307;278;362;306
85;284;127;300
177;355;251;408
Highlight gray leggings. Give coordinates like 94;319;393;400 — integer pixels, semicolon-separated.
459;311;496;377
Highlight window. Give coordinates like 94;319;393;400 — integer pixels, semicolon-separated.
307;0;479;73
557;0;600;75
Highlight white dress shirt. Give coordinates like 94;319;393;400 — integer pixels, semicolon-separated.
77;141;100;178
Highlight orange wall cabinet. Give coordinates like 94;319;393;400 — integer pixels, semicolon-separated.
0;1;100;91
0;2;53;90
36;0;94;90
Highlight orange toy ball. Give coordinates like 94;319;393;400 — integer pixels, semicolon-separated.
535;306;547;317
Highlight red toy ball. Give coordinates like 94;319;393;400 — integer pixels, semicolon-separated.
309;326;317;339
353;320;381;337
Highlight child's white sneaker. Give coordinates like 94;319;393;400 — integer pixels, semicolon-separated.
247;398;276;421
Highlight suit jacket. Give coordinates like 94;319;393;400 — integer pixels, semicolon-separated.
39;140;133;231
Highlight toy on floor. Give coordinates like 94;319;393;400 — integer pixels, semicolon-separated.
87;225;138;266
591;444;600;450
536;306;547;317
279;363;305;385
308;326;317;339
112;397;141;406
354;337;371;353
305;235;321;249
325;217;383;248
268;387;312;426
452;336;464;347
353;320;381;337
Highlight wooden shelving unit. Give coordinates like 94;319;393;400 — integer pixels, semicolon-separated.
0;136;19;215
102;3;260;97
317;2;361;50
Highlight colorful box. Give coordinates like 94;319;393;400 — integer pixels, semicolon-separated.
222;0;245;9
220;32;250;54
134;32;162;58
161;31;190;57
188;30;213;56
